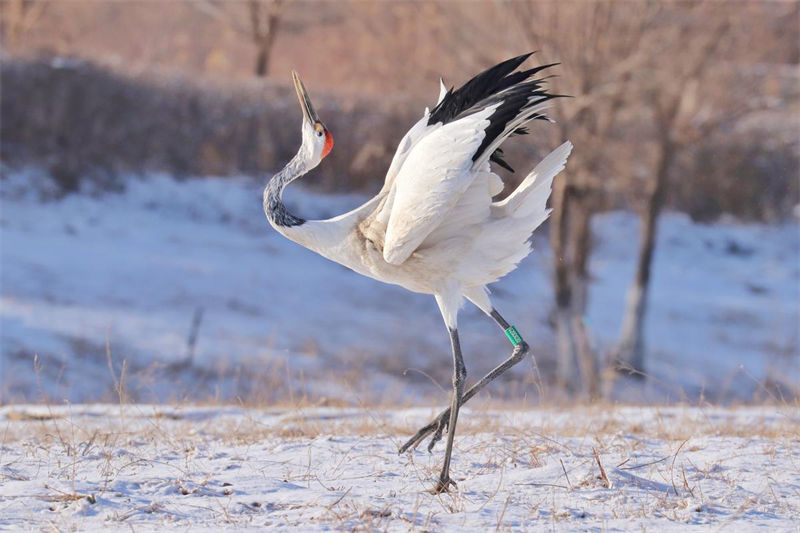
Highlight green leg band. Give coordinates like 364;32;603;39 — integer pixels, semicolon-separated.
504;325;523;346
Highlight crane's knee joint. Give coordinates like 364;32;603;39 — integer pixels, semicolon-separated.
513;340;530;359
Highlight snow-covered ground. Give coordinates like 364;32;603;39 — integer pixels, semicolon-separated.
1;170;798;403
1;404;797;531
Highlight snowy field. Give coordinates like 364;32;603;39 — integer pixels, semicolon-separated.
1;404;797;531
1;170;799;403
2;172;798;531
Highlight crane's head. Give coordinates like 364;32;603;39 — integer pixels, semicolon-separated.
292;71;334;164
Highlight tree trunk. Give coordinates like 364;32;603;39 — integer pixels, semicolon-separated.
249;0;282;77
255;46;269;77
568;194;599;399
550;178;579;391
551;178;599;396
615;138;673;375
1;0;47;49
572;311;599;398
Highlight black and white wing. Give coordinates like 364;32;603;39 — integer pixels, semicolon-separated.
370;53;561;265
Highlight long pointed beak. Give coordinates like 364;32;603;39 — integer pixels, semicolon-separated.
292;70;319;124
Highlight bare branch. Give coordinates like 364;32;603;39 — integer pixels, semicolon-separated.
193;0;249;35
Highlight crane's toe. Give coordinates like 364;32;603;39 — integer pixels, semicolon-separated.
399;409;452;453
427;415;449;452
431;476;457;495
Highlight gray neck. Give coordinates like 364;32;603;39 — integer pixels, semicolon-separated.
263;155;306;228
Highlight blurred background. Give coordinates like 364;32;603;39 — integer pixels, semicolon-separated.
1;1;798;406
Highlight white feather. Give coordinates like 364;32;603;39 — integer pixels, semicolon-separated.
494;141;573;217
437;77;448;105
267;62;572;485
272;67;572;327
472;100;552;170
381;106;497;265
382;113;434;192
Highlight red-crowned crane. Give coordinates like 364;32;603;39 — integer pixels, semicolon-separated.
264;53;572;493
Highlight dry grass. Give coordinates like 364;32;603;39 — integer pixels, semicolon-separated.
2;400;797;446
5;333;797;446
1;400;797;530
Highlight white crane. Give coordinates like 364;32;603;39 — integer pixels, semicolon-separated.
264;53;572;493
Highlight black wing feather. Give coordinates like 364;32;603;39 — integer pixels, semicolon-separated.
428;53;533;126
428;53;562;172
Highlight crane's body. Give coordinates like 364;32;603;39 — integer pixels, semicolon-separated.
269;138;571;307
264;53;572;493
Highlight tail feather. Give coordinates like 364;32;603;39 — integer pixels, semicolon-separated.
494;141;573;218
467;140;572;285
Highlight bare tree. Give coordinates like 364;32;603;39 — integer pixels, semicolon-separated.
432;2;789;396
507;1;661;397
250;0;283;76
195;0;284;77
614;4;776;374
0;0;47;50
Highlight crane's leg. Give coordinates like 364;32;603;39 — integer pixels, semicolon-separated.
421;289;467;493
400;308;529;454
433;326;466;494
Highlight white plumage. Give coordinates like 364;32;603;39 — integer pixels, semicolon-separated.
264;54;572;492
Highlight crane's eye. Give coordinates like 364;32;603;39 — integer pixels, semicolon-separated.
317;131;323;137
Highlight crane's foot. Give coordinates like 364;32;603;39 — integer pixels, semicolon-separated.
431;476;457;494
398;408;451;454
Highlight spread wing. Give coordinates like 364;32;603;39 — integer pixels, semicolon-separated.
380;78;451;194
382;108;496;264
368;53;561;265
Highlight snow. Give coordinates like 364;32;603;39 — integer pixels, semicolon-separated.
1;169;798;403
1;175;796;529
1;404;797;531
